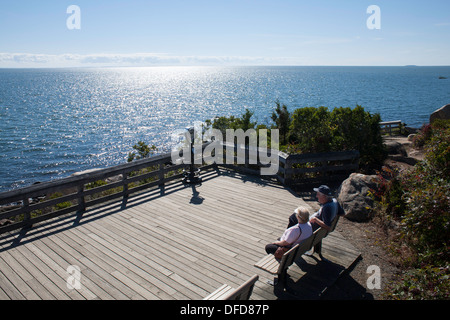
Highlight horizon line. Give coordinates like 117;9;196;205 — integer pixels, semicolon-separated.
1;65;450;69
1;53;449;69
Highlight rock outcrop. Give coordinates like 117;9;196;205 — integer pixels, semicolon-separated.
430;104;450;123
337;173;380;222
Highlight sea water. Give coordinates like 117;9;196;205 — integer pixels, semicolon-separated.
1;66;449;192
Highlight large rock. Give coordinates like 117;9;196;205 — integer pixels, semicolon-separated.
430;104;450;123
384;140;407;157
337;173;380;222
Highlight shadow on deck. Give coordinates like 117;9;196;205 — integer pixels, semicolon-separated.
0;168;361;300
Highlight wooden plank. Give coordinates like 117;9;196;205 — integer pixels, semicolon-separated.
254;255;279;275
101;210;244;295
0;253;41;300
82;220;202;298
110;270;159;300
54;230;149;300
25;242;97;300
0;171;360;300
7;246;73;300
34;236;114;300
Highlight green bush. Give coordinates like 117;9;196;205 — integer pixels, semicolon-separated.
375;123;449;266
208;104;386;171
388;266;450;300
128;141;157;162
209;109;257;136
330;106;386;170
271;101;291;146
373;120;449;299
401;123;450;265
286;105;386;170
289;106;331;153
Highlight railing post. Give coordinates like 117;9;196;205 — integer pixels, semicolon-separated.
77;184;86;213
122;172;129;203
23;197;32;229
158;162;165;192
285;155;292;186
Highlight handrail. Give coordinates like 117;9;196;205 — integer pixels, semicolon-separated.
380;120;402;135
0;150;191;234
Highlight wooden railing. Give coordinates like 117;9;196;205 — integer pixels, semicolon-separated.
0;150;195;235
380;120;403;135
0;142;359;235
211;142;359;186
280;150;360;186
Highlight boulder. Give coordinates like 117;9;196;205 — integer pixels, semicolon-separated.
384;140;407;157
430;104;450;123
337;173;380;222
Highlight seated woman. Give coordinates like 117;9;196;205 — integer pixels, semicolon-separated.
265;206;313;255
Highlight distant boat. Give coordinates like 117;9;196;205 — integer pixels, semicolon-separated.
439;76;447;79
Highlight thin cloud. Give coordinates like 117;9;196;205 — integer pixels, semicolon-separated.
0;52;297;68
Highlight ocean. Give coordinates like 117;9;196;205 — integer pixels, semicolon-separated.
1;66;449;192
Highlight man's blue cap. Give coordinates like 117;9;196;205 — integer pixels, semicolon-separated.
313;185;332;196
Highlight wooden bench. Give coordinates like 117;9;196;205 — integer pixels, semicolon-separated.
254;216;340;289
203;274;259;300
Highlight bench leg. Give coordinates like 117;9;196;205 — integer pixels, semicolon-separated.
266;270;287;288
277;270;288;290
273;271;298;296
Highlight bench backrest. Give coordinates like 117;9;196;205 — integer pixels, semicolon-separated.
330;215;340;232
222;274;259;300
312;227;328;247
276;243;299;274
293;230;316;260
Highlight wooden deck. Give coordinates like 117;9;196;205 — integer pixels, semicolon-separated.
0;169;360;300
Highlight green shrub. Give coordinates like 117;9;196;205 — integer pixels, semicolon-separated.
48;192;73;211
372;120;449;299
128;141;157;162
388;266;450;300
271;101;291;146
289;106;331;153
374;132;449;266
210;104;386;171
286;105;386;170
330;106;386;170
209;109;257;136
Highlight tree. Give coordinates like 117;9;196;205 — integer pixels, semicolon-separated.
271;101;291;146
289;106;331;153
127;141;157;162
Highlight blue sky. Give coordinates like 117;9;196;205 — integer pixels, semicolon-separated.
1;0;449;67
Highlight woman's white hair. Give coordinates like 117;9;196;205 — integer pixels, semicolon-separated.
295;206;310;224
